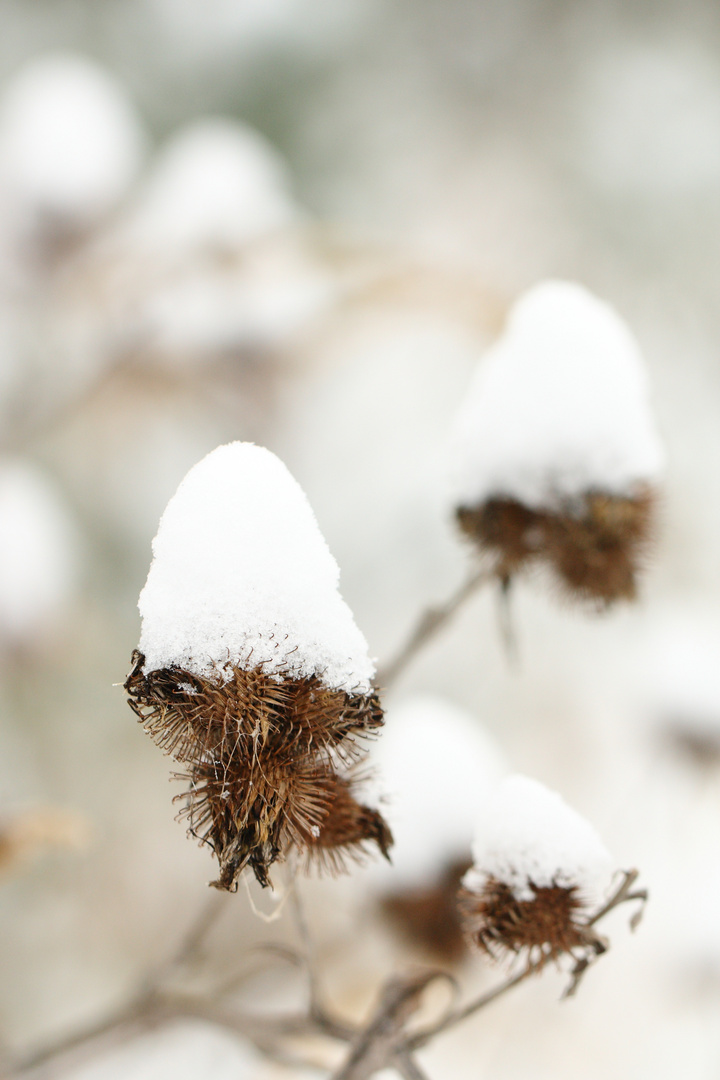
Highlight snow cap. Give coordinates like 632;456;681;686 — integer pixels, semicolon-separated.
0;53;145;224
124;118;297;251
138;442;374;693
449;281;664;511
464;775;613;903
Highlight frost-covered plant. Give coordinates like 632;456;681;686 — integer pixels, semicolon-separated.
459;776;614;968
125;442;391;890
449;281;664;605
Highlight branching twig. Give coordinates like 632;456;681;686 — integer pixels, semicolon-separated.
376;566;491;689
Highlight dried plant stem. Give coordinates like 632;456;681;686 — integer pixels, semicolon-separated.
377;566;491;689
404;965;535;1051
330;972;443;1080
14;893;228;1075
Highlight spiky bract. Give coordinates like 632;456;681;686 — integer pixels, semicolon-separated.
458;877;592;968
457;488;655;606
125;650;389;889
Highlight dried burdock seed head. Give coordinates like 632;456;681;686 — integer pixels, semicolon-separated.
382;857;472;963
297;771;393;875
459;776;613;967
457;487;655;606
449;281;664;606
458;877;590;967
126;442;387;890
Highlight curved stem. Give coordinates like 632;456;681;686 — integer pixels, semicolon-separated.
376;566;491;689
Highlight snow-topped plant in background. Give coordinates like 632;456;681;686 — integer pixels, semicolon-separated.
0;458;79;646
369;695;505;961
61;116;332;372
0;53;146;246
125;442;392;890
459;775;614;968
449;281;664;605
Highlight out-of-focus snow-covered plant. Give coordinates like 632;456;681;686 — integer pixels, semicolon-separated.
0;457;79;648
0;53;146;252
449;281;664;606
369;695;505;961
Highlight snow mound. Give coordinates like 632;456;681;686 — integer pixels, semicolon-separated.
138;442;374;693
464;775;613;903
0;53;145;224
449;281;664;511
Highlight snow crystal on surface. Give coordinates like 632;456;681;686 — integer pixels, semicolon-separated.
369;695;506;889
0;53;145;224
138;442;375;693
449;281;665;511
464;775;613;903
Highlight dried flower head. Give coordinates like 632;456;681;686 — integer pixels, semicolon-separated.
449;281;663;606
459;776;613;968
457;487;655;605
382;857;472;963
458;876;592;967
125;443;391;889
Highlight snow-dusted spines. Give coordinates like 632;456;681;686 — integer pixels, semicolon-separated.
127;443;390;890
464;775;613;902
449;282;664;604
459;776;613;965
137;442;374;693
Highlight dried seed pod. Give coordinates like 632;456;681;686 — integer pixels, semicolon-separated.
298;771;393;875
126;443;391;889
382;857;472;963
458;877;593;968
457;487;655;605
459;776;613;965
126;651;387;889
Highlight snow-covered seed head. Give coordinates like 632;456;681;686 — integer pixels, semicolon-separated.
125;442;390;890
449;281;664;606
458;776;613;968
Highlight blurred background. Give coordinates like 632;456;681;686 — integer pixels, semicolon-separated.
2;0;720;1077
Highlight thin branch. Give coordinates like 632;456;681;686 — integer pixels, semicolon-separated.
330;972;443;1080
376;566;491;689
404;964;535;1052
392;1049;432;1080
13;892;229;1075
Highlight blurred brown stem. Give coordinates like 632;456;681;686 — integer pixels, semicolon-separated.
377;566;491;689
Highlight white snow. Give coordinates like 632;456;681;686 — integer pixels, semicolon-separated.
138;442;375;693
636;607;720;741
368;695;506;889
463;775;613;904
0;458;79;642
448;281;665;512
122;118;297;251
0;53;146;226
